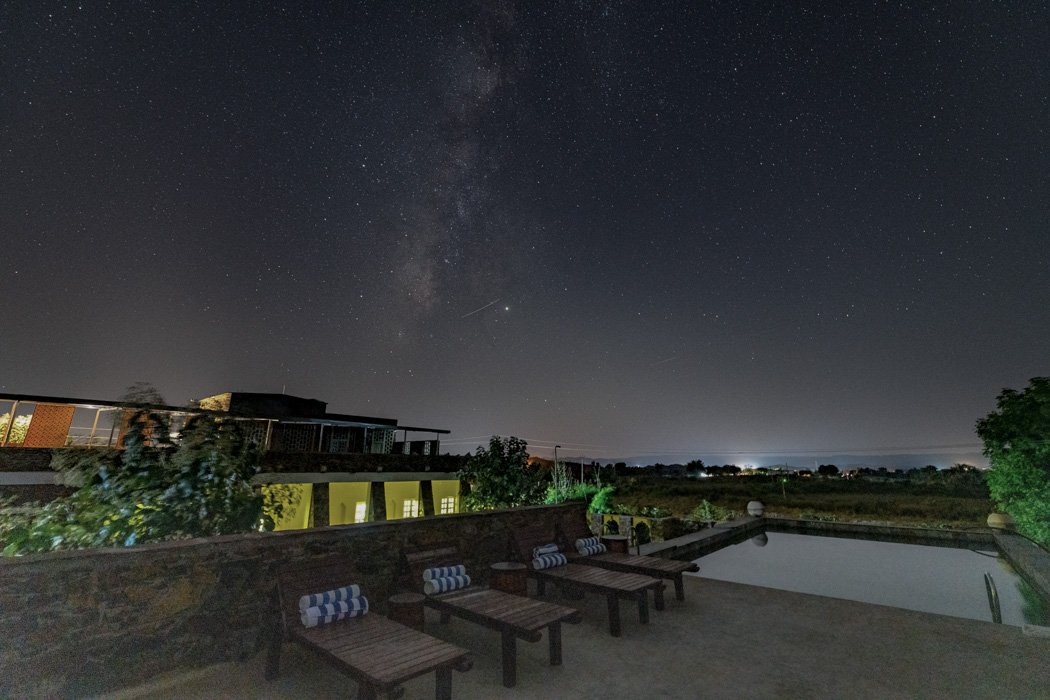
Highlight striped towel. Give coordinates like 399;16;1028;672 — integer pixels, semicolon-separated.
532;543;559;559
424;574;472;595
532;552;568;570
578;544;607;556
299;584;362;612
575;537;602;551
300;596;369;627
423;565;466;581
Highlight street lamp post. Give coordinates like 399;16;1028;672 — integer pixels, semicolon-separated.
554;445;562;491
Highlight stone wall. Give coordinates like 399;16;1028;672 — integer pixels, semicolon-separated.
0;503;586;698
0;447;55;472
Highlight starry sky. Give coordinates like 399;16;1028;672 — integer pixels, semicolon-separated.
2;1;1048;467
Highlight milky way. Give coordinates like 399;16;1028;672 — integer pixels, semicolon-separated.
2;1;1047;466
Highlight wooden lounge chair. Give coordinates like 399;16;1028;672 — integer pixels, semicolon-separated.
510;526;665;637
267;555;473;700
402;544;582;688
557;514;699;602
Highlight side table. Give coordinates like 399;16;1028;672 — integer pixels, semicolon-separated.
489;562;528;597
387;592;426;631
600;534;629;554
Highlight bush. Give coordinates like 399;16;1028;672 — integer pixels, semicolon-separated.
977;377;1050;544
1;411;273;555
588;486;616;513
460;436;545;511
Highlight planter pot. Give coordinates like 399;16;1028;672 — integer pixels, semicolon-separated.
747;500;764;517
987;513;1015;530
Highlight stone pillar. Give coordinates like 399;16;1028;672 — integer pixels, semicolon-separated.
312;482;329;528
420;480;435;517
370;481;387;521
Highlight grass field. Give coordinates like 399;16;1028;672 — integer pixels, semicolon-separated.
606;475;993;529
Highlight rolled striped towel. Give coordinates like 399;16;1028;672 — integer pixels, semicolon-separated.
532;543;559;559
299;584;362;612
300;596;369;627
575;536;602;552
422;565;466;581
423;574;472;595
532;552;568;570
578;543;606;556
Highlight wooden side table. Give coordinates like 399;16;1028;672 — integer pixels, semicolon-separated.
601;535;629;554
489;562;528;597
387;592;426;631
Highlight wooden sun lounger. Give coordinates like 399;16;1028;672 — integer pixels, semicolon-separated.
511;526;665;637
267;555;473;700
557;514;700;601
403;545;582;688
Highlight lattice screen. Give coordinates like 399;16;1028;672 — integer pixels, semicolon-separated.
273;424;316;452
240;420;268;447
23;404;76;448
368;429;394;454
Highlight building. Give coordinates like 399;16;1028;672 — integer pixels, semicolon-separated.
0;391;463;527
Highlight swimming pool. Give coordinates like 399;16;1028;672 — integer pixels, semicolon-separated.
686;531;1049;627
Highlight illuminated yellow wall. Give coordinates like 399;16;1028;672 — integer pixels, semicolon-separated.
384;481;422;520
263;483;313;531
430;479;460;515
330;482;372;525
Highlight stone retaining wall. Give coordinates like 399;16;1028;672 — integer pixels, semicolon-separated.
0;502;586;698
765;517;996;548
0;447;55;472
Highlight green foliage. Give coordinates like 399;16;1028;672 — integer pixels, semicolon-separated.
1;411;274;555
459;436;545;511
691;499;733;522
0;413;32;444
692;499;714;521
976;377;1050;544
544;458;600;505
544;481;599;505
588;486;616;513
638;505;672;518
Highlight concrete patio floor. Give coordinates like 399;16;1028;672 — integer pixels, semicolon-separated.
111;574;1050;700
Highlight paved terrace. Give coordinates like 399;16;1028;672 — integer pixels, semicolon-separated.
113;573;1050;699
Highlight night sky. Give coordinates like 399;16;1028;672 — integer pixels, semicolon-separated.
2;2;1048;467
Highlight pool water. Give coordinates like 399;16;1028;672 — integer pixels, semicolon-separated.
687;531;1049;627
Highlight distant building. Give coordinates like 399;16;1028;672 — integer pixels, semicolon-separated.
0;391;446;455
0;391;461;528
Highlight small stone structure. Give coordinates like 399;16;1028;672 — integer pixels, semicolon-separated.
0;502;587;698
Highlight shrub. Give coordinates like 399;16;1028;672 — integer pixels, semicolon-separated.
589;486;616;513
461;436;545;511
1;411;273;555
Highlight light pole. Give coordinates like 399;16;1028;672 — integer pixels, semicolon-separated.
554;445;561;490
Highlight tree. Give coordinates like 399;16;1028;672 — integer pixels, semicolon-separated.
817;464;839;478
686;459;705;476
459;436;545;511
976;377;1050;544
119;381;167;406
2;410;275;554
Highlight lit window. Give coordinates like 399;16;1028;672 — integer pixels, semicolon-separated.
354;502;368;523
440;497;457;514
403;499;420;518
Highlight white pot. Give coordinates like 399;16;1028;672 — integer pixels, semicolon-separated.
747;500;764;517
987;513;1015;530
